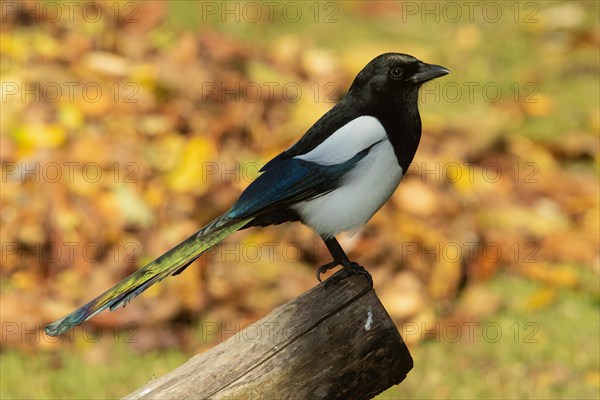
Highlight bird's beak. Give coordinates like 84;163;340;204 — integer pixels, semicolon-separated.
410;62;450;84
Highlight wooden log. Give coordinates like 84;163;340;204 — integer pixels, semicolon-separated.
124;272;413;400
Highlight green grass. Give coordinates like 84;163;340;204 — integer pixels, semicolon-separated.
378;273;600;399
0;345;186;399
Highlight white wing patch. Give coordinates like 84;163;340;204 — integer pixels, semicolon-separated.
295;116;387;165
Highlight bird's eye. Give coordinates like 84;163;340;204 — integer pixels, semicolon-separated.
390;66;403;80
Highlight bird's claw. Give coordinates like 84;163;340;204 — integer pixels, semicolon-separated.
342;261;373;288
316;261;338;282
317;260;373;288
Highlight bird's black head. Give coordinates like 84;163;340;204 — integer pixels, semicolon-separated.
346;53;450;111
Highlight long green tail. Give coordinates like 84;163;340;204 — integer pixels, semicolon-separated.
45;215;253;337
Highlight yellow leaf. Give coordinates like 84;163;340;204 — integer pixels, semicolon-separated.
0;32;28;61
523;94;554;117
58;104;84;130
167;136;216;193
585;371;600;387
14;123;66;150
520;263;580;288
525;288;556;311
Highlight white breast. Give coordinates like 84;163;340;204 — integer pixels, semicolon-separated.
292;138;403;238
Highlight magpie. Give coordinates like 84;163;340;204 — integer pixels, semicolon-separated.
45;53;449;336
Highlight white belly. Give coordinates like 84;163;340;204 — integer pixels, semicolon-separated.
292;139;402;238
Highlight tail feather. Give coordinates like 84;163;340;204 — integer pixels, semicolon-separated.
45;215;252;337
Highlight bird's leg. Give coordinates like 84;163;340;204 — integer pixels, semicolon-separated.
316;237;373;288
